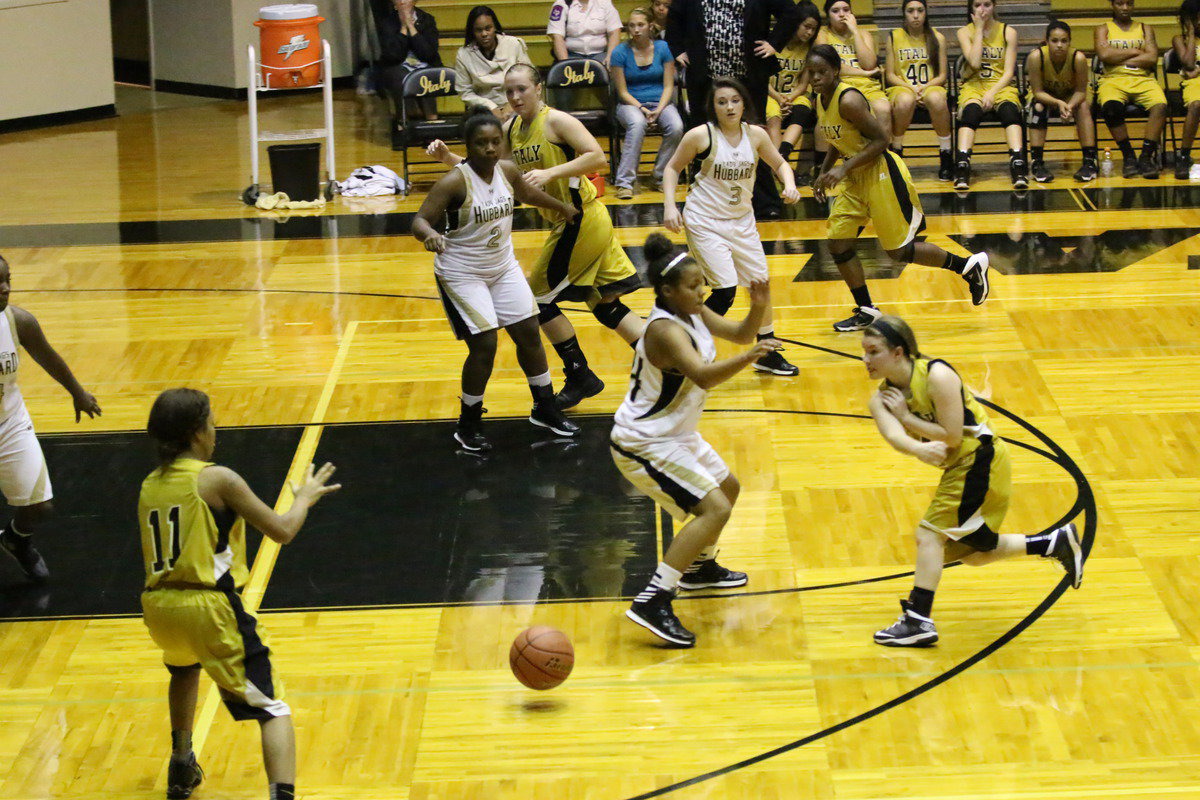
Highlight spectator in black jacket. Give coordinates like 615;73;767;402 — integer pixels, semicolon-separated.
374;0;442;125
666;0;799;216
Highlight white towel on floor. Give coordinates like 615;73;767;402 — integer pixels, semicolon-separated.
338;165;406;196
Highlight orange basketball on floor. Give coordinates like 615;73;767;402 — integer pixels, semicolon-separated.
509;626;574;690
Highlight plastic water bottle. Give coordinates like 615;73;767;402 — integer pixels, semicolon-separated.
1100;149;1113;177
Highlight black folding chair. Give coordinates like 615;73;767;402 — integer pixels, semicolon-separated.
545;58;618;170
395;66;462;190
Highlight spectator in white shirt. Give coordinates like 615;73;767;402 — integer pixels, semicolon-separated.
548;0;623;64
454;6;533;119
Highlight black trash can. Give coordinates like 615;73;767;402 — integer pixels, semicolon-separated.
267;143;321;201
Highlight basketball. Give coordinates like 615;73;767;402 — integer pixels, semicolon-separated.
509;626;574;690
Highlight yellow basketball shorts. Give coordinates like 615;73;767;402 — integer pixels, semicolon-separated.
920;436;1012;540
844;75;887;102
1097;74;1166;109
885;84;948;105
528;196;639;305
142;587;290;721
766;93;814;121
827;150;925;250
1182;77;1200;106
957;82;1021;111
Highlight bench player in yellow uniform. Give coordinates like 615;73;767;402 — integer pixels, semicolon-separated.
1172;0;1200;177
884;0;953;179
818;0;892;134
1025;21;1097;182
1095;0;1167;178
808;45;991;332
954;0;1025;189
861;315;1083;647
766;3;821;175
139;388;340;800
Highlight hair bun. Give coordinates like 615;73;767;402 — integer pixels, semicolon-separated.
642;232;676;264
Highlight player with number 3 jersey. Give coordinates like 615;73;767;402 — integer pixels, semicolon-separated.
660;77;802;377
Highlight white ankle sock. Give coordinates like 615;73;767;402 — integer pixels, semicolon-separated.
649;562;682;592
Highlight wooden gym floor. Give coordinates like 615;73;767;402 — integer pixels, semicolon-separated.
0;87;1198;800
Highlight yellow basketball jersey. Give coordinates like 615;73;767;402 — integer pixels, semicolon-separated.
825;28;881;92
817;83;869;159
139;458;248;591
891;28;937;86
1105;20;1151;76
772;41;811;95
1039;46;1079;96
507;104;597;221
962;22;1008;84
886;357;994;465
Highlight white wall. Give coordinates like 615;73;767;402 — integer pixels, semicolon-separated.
149;0;362;92
231;0;362;88
0;0;115;122
151;0;237;87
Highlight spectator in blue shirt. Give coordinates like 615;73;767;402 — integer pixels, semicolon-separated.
610;8;684;198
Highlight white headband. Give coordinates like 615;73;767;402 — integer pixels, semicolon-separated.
660;251;689;277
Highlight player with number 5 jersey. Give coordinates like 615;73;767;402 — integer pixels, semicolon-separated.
661;77;802;377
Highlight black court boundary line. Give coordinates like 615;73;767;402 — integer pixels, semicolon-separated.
9;407;1072;621
617;341;1096;800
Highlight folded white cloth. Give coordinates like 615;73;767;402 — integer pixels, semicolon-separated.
255;191;326;210
338;165;406;196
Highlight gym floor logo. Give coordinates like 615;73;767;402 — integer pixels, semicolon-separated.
278;34;310;60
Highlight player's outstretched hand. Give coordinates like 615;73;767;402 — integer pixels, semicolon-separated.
292;462;341;503
746;279;772;307
426;139;453;165
73;391;102;422
748;338;781;362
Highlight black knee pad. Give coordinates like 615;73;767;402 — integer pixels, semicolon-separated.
893;241;915;265
592;299;632;329
1102;100;1126;128
996;101;1022;127
704;286;737;315
960;525;999;552
166;663;202;676
789;104;817;130
537;302;563;325
1026;102;1049;130
959;103;983;130
831;247;856;264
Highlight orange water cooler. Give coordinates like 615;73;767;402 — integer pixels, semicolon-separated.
243;4;337;204
255;4;325;88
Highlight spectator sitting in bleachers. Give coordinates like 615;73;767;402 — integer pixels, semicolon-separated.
454;6;533;120
374;0;441;133
649;0;671;38
548;0;623;64
611;8;685;198
1171;0;1200;177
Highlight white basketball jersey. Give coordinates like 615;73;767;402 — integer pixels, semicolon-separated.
685;123;757;220
612;303;716;440
434;162;517;275
0;308;24;422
